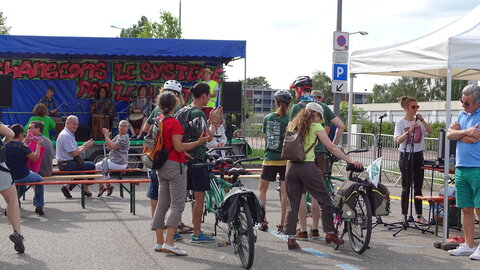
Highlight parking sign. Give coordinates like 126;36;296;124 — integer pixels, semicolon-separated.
332;64;348;81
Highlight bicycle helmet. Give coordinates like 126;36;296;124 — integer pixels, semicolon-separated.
274;90;292;104
163;80;182;93
291;76;313;89
290;76;313;98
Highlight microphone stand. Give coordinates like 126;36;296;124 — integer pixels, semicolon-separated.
389;122;433;236
373;113;387;227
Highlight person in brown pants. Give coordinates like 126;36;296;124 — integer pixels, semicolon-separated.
284;102;363;250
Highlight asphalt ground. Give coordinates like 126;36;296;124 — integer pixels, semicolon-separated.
0;172;479;270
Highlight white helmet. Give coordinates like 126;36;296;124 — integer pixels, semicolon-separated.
163;80;182;93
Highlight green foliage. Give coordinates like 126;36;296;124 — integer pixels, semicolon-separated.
120;11;182;39
359;120;445;138
339;101;366;127
367;77;469;103
311;71;332;104
243;76;270;88
0;11;11;35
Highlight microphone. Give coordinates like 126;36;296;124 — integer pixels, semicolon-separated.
378;113;387;120
415;115;418;122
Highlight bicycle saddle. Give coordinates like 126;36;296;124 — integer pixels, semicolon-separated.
346;163;364;172
228;168;247;176
215;157;234;166
207;153;220;160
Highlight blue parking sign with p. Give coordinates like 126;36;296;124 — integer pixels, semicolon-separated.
333;64;348;81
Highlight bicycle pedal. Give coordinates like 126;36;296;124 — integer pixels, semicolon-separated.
217;241;230;247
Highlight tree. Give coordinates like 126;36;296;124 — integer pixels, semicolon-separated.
367;77;469;103
120;10;181;39
0;11;11;35
339;101;365;124
311;71;332;104
243;76;270;88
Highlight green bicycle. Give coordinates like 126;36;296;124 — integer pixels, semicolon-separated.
193;156;263;269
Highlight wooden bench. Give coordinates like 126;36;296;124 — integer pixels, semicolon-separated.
15;179;150;215
415;195;460;236
52;168;142;198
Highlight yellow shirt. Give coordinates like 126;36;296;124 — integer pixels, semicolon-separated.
288;122;324;162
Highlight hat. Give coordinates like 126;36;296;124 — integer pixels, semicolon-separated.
311;90;324;98
306;102;325;123
202;68;213;75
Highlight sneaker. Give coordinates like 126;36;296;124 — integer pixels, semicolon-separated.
469;246;480;260
259;221;269;232
154;243;163;252
174;232;183;241
191;232;215;243
9;231;25;254
295;230;308;241
35;207;45;216
61;186;72;199
448;243;475;256
161;243;187;256
309;229;320;240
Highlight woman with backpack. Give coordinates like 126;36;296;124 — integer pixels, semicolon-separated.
257;90;292;233
151;91;209;256
284;102;363;250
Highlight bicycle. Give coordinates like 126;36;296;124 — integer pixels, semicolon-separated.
192;155;262;269
324;148;373;254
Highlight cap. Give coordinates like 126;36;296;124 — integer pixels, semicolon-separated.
202;68;213;75
305;102;325;123
311;90;324;98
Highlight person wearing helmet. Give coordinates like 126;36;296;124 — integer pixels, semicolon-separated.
289;78;345;241
257;89;292;232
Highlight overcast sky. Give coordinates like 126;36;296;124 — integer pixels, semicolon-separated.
1;0;478;92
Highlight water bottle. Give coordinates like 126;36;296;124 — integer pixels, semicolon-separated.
449;154;455;170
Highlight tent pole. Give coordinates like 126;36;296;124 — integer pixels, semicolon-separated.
443;69;452;243
347;73;354;151
242;57;246;141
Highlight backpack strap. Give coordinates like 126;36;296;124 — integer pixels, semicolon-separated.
305;137;318;155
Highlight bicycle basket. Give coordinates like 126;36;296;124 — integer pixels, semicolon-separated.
217;187;264;224
369;183;390;216
336;181;358;219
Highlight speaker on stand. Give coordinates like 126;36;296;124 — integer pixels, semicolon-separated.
220;82;242;144
0;75;13;122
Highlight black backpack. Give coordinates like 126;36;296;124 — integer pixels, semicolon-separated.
174;105;205;143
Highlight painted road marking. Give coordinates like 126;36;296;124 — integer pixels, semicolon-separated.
374;242;423;248
301;247;329;258
390;195;429;206
337;264;360;270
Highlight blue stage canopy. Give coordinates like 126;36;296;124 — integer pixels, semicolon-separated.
0;35;246;63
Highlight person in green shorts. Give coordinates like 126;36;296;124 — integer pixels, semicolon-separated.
257;90;292;233
447;84;480;260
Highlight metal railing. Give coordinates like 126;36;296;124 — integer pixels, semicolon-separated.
243;128;447;183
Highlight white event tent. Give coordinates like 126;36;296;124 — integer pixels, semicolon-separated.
349;4;480;242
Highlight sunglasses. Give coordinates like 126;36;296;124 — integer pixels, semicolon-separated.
410;105;420;109
460;100;471;107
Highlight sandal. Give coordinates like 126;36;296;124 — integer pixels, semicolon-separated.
259;221;269;232
84;190;92;197
97;186;107;197
106;186;114;196
416;216;428;224
277;224;284;234
177;223;194;234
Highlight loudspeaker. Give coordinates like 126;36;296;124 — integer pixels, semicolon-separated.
0;75;13;108
75;125;91;142
437;128;456;162
221;82;242;113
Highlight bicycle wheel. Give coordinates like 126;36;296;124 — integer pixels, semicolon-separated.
235;199;255;269
346;191;372;254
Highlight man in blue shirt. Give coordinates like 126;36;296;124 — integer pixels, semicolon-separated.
447;84;480;259
56;115;95;198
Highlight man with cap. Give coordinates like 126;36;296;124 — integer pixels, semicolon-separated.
289;77;345;240
311;90;324;103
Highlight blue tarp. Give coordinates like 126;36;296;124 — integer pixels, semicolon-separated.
0;35;246;63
